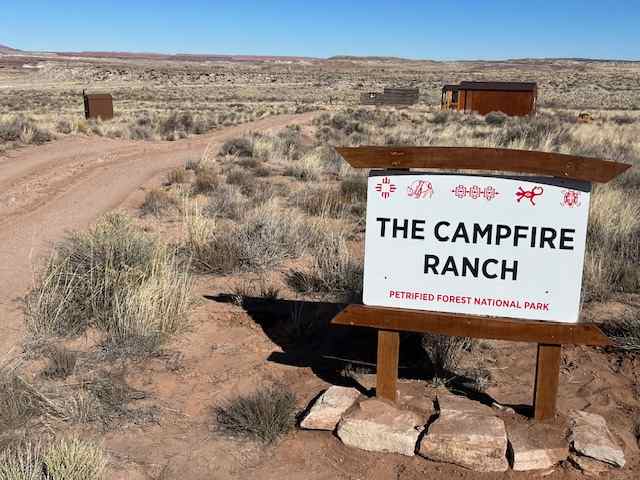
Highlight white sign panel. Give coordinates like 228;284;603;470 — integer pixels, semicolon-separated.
363;173;591;323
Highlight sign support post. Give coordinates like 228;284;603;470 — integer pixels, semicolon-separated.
333;146;630;421
377;330;400;401
533;343;562;420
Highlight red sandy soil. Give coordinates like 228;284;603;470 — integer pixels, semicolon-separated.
0;112;317;356
2;112;640;479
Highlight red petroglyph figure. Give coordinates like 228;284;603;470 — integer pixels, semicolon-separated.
451;184;500;201
561;190;581;208
375;176;397;199
407;179;433;199
516;186;544;205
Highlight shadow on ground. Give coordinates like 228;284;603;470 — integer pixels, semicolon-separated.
204;293;523;412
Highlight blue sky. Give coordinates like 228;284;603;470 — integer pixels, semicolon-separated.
2;0;638;60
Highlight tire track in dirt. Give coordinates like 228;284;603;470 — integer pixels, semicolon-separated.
0;111;318;354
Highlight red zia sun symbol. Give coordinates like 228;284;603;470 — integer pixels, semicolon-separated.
375;176;397;199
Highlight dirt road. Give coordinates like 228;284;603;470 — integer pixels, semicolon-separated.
0;112;318;355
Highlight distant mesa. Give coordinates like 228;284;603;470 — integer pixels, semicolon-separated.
0;43;22;55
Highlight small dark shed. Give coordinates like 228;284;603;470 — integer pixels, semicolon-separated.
83;91;114;120
441;81;537;116
361;87;419;106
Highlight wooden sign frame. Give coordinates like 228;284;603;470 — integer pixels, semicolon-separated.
333;146;629;421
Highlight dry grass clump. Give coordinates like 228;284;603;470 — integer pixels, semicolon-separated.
25;213;192;355
141;188;179;217
204;184;248;220
215;385;296;443
159;111;209;140
287;234;363;302
0;438;106;480
42;438;107;480
220;137;254;157
43;347;77;379
166;167;188;185
0;360;60;431
291;185;349;218
193;166;220;194
230;276;280;306
185;202;317;274
0;115;53;148
421;334;477;380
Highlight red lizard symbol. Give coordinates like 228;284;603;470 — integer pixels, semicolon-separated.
516;186;544;206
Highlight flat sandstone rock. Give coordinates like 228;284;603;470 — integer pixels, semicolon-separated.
300;386;361;431
336;398;424;456
507;422;569;471
436;393;496;417
569;410;625;468
419;410;508;472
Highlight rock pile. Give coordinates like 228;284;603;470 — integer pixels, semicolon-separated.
300;386;627;475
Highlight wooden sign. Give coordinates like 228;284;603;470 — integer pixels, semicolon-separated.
332;146;629;420
364;172;590;323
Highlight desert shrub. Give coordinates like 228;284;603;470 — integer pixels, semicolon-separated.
43;347;77;379
187;204;314;273
215;385;296;443
0;439;106;480
184;158;201;171
0;441;44;480
141;188;179;217
220;137;253;157
430;111;450;125
0;116;52;146
42;438;106;480
230;276;279;306
253;165;271;177
127;123;154;140
494;115;571;150
159;111;198;139
283;149;327;181
340;174;368;202
24;214;191;355
56;119;72;134
204;184;247;220
275;126;307;161
286;234;363;301
237;158;259;169
193;166;220;194
611;114;636;125
166;167;187;185
0;361;59;431
421;333;477;379
603;316;640;351
485;111;507;126
292;185;348;218
225;167;256;196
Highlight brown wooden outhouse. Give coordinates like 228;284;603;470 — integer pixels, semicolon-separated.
83;91;114;120
441;81;537;116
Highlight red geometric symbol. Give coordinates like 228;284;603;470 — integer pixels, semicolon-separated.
516;186;544;206
451;184;500;201
375;176;397;199
407;179;433;199
561;189;581;208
